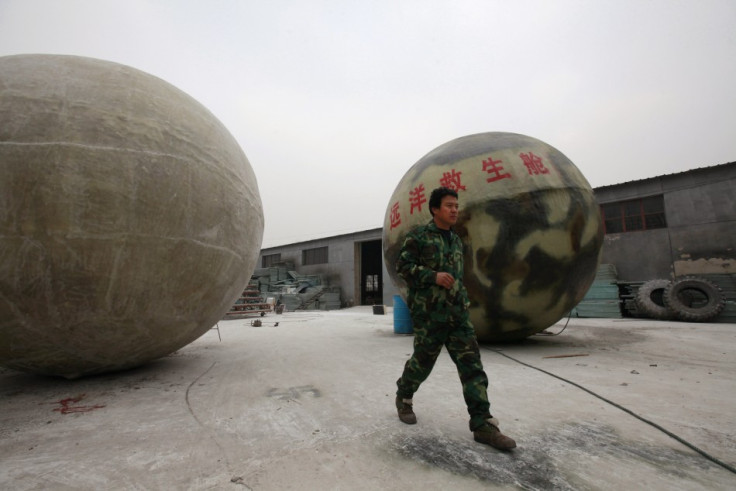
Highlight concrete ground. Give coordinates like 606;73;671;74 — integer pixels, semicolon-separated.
1;307;735;490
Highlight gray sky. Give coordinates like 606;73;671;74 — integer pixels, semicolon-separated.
2;0;734;248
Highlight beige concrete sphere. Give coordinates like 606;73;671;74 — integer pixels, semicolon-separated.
0;55;264;377
383;132;603;342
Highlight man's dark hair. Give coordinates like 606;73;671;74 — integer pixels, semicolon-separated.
428;187;458;216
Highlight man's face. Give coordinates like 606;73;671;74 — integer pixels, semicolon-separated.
432;195;459;229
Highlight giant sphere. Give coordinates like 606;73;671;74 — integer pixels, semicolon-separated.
383;132;603;342
0;55;264;377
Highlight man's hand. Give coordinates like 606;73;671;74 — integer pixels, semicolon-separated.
435;272;455;289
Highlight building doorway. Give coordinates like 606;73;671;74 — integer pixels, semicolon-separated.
359;240;383;305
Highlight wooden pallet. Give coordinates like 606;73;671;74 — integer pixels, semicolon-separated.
225;288;272;317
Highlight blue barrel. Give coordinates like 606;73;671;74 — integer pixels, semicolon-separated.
393;295;413;334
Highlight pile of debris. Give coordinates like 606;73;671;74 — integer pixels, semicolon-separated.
251;263;341;311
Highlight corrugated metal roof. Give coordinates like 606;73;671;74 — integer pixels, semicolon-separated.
593;161;735;191
261;226;383;251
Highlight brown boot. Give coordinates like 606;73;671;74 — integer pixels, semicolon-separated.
473;417;516;450
396;396;417;425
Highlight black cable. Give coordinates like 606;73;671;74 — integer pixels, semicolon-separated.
484;347;736;475
534;311;572;336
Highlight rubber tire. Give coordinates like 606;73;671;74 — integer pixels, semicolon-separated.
635;279;675;320
664;277;725;322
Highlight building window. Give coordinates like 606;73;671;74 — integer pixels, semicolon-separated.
600;195;667;234
262;253;281;268
302;246;328;265
365;274;379;292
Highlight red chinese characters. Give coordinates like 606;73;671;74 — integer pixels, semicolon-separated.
439;169;466;191
409;184;427;214
482;157;511;183
389;201;401;230
520;152;549;175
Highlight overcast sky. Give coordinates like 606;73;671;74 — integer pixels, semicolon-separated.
1;0;734;247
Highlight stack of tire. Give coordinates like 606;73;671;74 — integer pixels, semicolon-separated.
635;276;726;322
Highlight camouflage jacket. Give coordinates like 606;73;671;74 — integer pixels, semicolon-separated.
396;220;470;321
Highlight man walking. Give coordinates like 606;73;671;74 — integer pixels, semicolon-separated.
394;186;516;451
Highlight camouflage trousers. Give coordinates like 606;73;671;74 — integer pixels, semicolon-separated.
396;311;492;431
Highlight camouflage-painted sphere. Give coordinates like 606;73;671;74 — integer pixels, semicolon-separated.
383;132;603;342
0;55;263;378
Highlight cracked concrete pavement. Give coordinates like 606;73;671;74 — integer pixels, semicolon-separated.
1;307;735;490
